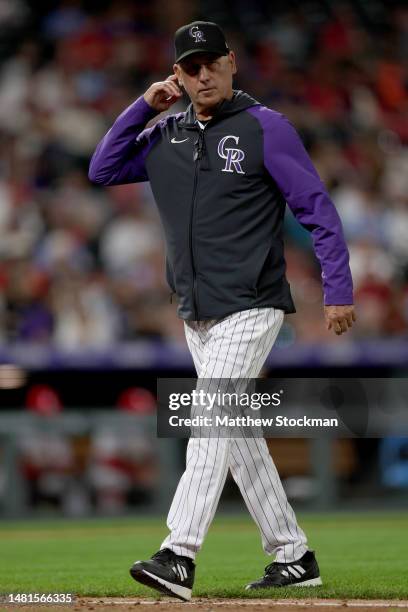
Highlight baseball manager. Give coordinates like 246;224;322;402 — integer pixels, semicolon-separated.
89;20;356;601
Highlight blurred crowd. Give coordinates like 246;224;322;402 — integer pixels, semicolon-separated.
0;0;407;349
0;384;160;515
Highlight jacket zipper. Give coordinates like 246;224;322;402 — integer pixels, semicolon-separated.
189;127;205;319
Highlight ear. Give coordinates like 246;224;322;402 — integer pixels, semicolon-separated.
228;50;237;75
173;63;183;87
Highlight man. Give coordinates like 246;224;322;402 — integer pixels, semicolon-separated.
89;21;356;602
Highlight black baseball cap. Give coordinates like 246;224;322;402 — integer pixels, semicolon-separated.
174;21;229;63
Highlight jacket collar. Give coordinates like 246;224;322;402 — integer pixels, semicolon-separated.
180;89;260;128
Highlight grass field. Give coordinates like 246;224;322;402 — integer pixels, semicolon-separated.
0;512;407;600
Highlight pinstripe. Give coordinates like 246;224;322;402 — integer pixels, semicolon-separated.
235;310;301;557
228;313;285;560
266;444;305;552
256;307;273;370
236;309;259;378
189;435;218;547
236;436;286;552
169;316;230;553
252;309;278;375
230;443;280;544
184;323;202;370
167;322;205;529
229;446;272;544
230;309;305;561
188;331;201;359
167;321;220;548
231;310;247;378
171;437;202;537
167;438;197;526
186;314;236;547
243;437;291;560
253;308;276;374
227;310;290;561
197;437;229;546
207;321;227;379
214;311;242;379
219;313;240;379
184;435;212;546
161;307;307;562
253;437;297;557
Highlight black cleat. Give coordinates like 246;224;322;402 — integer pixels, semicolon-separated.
130;548;195;601
246;550;322;589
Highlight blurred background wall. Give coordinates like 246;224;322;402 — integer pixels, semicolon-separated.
0;0;407;518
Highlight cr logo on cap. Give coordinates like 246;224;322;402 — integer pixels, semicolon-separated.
189;25;206;43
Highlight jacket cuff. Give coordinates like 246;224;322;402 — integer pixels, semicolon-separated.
324;294;354;305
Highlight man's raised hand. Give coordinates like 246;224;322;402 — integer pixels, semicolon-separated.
143;75;182;112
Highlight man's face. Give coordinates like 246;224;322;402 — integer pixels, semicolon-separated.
174;51;237;110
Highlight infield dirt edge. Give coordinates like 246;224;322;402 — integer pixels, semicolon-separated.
3;598;408;612
77;597;408;609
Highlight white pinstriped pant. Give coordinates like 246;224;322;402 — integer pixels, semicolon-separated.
161;307;307;563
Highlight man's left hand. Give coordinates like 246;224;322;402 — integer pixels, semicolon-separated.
324;305;356;336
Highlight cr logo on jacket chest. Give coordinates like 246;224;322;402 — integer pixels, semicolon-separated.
217;135;245;174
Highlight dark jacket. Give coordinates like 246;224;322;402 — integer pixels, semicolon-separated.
89;90;353;320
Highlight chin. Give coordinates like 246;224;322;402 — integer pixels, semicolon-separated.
200;91;221;105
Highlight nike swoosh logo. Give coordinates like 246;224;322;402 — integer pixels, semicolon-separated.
171;137;189;144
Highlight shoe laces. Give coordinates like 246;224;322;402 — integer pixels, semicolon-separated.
264;561;287;576
151;548;194;570
151;548;175;564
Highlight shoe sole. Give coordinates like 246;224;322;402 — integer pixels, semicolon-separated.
292;577;323;587
245;576;323;590
130;566;192;601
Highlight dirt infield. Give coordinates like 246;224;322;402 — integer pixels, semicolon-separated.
75;598;408;612
3;599;408;612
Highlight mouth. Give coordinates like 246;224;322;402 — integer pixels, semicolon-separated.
199;87;215;94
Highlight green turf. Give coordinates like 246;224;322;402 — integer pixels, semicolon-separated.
0;513;407;599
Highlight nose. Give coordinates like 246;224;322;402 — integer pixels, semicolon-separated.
198;64;210;81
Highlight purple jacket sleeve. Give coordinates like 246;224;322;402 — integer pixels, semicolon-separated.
248;106;353;306
88;96;160;185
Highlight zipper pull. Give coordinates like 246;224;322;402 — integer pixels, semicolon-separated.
193;137;202;161
193;140;199;161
